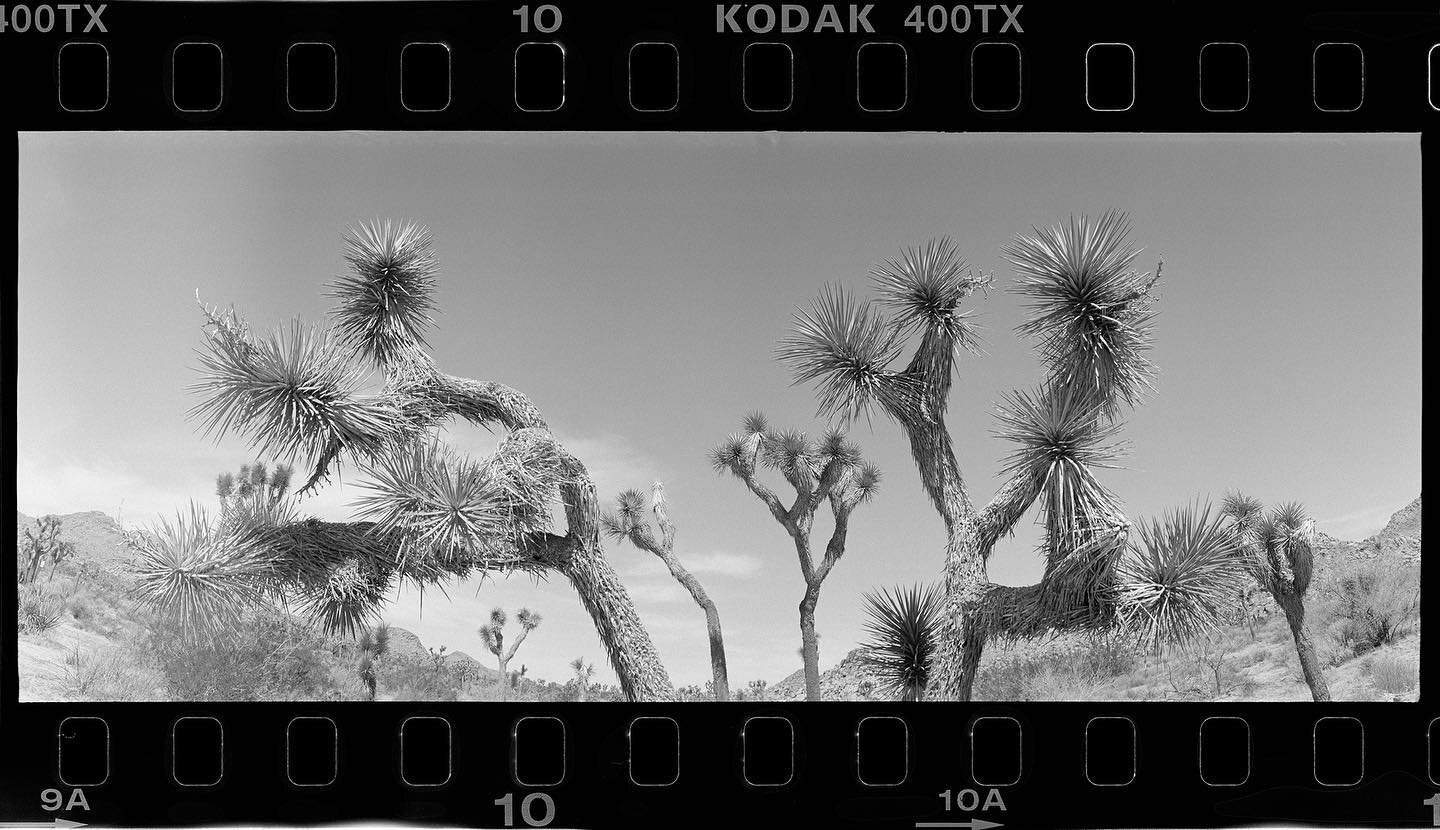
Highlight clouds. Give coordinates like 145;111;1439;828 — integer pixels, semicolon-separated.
683;550;764;578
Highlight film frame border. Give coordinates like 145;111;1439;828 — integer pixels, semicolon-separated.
1;2;1433;829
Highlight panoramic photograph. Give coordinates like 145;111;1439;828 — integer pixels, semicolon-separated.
15;132;1421;703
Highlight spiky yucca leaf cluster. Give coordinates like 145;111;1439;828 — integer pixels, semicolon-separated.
775;285;918;423
191;315;404;465
860;583;942;701
330;219;440;368
1221;494;1315;597
871;237;989;382
129;502;279;643
993;384;1128;560
352;431;565;573
1004;210;1160;416
1112;503;1250;654
600;488;650;542
708;416;879;507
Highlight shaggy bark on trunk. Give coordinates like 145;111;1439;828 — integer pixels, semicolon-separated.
1279;594;1331;702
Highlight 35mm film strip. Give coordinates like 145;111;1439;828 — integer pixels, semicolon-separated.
2;3;1433;829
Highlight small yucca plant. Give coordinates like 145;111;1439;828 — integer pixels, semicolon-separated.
128;502;280;645
1112;502;1250;654
859;583;943;701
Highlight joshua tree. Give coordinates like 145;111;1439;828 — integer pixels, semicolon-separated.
777;213;1246;700
126;220;674;700
1220;494;1330;701
747;679;768;701
711;414;880;700
355;622;390;701
216;461;293;519
477;607;541;702
570;657;596;702
19;515;75;586
860;583;943;701
603;482;731;701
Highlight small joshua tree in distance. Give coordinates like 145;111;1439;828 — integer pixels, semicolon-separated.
1220;493;1330;701
570;657;596;702
356;622;390;701
604;482;731;701
19;516;75;587
478;607;541;702
711;413;880;701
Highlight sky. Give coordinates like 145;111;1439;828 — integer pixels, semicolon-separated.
16;132;1422;690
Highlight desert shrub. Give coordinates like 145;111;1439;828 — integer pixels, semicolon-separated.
974;637;1137;702
62;644;152;701
18;584;63;634
675;684;712;702
374;648;475;702
1369;653;1418;695
1318;557;1419;657
145;606;345;701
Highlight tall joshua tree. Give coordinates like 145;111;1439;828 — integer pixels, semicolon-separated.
710;414;880;701
478;607;541;702
778;213;1244;700
1221;494;1331;701
126;220;674;700
603;482;731;701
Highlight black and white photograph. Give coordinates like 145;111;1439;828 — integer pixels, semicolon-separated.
15;131;1421;704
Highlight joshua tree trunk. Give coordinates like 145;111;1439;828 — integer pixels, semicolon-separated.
1277;593;1331;702
606;483;731;701
557;546;674;702
657;552;731;702
495;656;510;701
799;584;823;700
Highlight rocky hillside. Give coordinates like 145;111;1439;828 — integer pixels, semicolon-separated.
768;648;883;702
16;509;138;583
1316;495;1421;564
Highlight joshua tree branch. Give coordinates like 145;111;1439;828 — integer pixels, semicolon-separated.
811;458;849;508
811;504;853;587
652;483;677;550
504;626;530;662
737;470;792;528
793;535;817;584
974;467;1047;558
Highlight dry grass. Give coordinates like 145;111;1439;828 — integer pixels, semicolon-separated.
1369;652;1417;695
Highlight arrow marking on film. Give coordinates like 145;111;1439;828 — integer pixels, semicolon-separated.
0;820;88;829
916;820;1003;830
